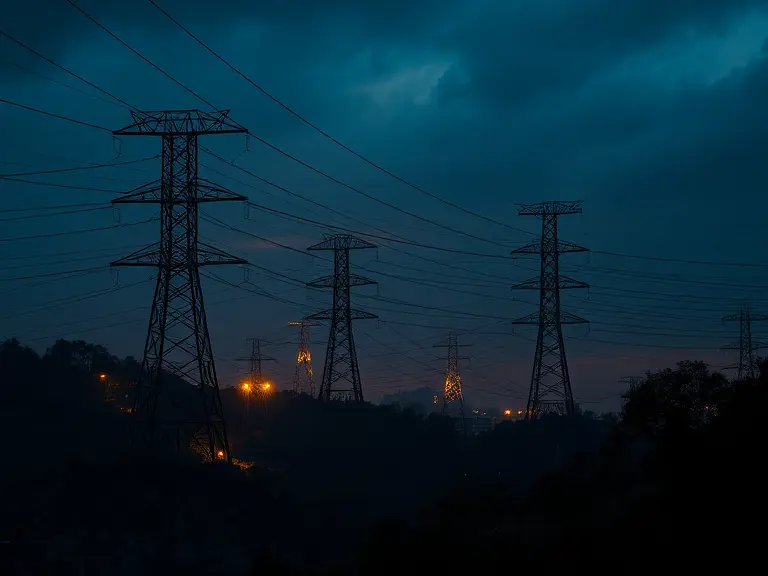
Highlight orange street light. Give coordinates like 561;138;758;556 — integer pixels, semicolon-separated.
503;409;512;416
261;382;272;392
216;450;224;459
241;381;251;393
99;373;107;380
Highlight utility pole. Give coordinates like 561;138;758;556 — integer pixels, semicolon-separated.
511;201;588;418
306;235;377;402
434;332;471;434
723;303;767;380
288;319;319;396
111;109;247;462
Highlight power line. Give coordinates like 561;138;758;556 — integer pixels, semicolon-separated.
0;56;124;110
238;139;512;248
0;217;154;243
0;155;156;178
0;265;107;283
591;249;768;268
0;97;112;131
0;201;106;214
0;28;137;110
0;177;120;193
8;11;768;272
245;200;514;258
64;0;215;109
0;243;142;262
144;0;530;236
0;205;109;222
66;0;519;248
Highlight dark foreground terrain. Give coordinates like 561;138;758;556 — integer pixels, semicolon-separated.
0;338;764;573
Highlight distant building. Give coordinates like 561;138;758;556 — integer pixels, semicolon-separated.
467;409;496;435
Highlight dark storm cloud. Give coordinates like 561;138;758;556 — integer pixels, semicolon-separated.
0;0;447;75
433;0;765;109
3;0;758;80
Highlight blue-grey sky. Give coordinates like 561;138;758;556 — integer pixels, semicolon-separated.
2;0;768;413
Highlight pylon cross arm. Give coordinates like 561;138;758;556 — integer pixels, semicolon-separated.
110;243;162;267
307;235;376;251
511;239;588;255
114;109;247;136
516;200;583;216
197;244;248;266
511;276;588;290
307;274;377;288
560;311;588;324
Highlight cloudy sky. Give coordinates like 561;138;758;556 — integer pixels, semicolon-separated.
2;0;768;413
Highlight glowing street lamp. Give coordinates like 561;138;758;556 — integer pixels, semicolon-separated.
503;409;512;420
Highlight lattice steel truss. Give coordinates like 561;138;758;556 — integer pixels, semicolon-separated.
111;109;247;462
234;338;275;421
722;303;767;380
306;235;377;402
511;201;588;418
289;319;319;396
434;332;469;433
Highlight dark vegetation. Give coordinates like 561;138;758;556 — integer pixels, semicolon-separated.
0;339;764;573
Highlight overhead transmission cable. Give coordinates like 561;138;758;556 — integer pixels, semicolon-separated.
15;6;766;269
0;28;137;109
0;217;154;243
0;155;156;178
65;0;517;248
144;0;532;236
0;97;112;132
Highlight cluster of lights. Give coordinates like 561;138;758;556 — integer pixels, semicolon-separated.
240;380;274;394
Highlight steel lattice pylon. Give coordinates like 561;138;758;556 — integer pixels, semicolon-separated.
111;109;247;462
306;235;377;402
289;319;319;396
722;303;767;380
434;332;469;434
234;338;274;426
511;201;589;418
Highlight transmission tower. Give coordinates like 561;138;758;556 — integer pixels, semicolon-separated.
511;200;588;418
722;304;767;380
434;332;471;434
288;319;319;396
306;235;377;402
234;338;275;423
618;376;643;390
111;109;247;462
